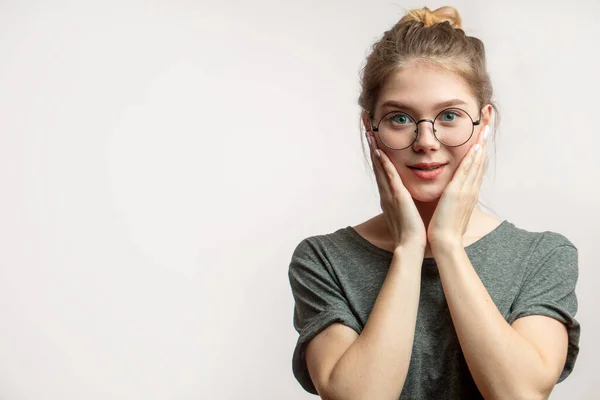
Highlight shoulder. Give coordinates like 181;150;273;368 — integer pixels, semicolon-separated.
493;220;576;251
289;226;355;272
510;222;576;256
478;220;577;277
290;226;358;261
498;221;578;274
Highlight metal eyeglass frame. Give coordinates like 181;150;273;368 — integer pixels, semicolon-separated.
370;107;482;150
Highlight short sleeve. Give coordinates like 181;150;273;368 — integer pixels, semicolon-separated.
507;242;580;383
288;238;362;395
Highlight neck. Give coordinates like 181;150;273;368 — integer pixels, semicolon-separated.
375;201;482;255
415;199;482;230
413;198;440;231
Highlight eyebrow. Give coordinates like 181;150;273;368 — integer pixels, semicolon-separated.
379;98;469;114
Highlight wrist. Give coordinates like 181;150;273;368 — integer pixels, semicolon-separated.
430;238;463;255
394;242;426;257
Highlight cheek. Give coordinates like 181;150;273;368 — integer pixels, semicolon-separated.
397;167;412;183
455;149;471;165
385;153;405;173
385;155;412;182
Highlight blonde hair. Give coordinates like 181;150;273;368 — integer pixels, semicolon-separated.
400;6;462;28
358;6;497;121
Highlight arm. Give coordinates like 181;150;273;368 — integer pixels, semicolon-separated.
306;244;424;400
431;242;568;400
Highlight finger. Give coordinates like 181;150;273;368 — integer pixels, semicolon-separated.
367;132;392;197
468;143;486;190
463;144;483;189
376;145;406;197
465;126;488;188
475;130;490;187
366;132;379;178
452;137;479;190
475;150;487;189
367;133;383;185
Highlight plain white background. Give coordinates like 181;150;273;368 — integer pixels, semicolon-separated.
0;0;597;399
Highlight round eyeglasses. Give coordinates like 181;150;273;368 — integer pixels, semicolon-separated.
370;108;482;150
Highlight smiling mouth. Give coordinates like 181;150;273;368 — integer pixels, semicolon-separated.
408;164;446;171
408;165;446;171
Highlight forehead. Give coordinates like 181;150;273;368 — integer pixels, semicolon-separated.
375;62;476;114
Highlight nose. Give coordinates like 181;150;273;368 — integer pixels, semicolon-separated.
412;119;440;150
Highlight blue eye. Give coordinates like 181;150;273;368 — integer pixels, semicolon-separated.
441;111;458;121
391;114;411;124
438;109;466;123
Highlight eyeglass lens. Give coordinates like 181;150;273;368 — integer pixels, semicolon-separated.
376;108;474;149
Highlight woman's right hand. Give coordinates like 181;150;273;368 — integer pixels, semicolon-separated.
367;131;427;251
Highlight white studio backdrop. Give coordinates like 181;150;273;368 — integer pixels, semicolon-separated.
0;0;597;399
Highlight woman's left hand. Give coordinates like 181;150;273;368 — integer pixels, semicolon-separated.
428;125;489;249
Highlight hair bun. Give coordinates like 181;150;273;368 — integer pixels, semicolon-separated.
400;6;462;29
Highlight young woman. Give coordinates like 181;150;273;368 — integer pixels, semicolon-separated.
288;6;580;399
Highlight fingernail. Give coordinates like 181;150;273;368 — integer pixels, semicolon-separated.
474;144;481;152
483;126;489;141
375;149;381;158
368;137;372;146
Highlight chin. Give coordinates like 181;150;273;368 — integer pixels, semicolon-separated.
408;189;443;203
402;179;446;202
400;170;449;203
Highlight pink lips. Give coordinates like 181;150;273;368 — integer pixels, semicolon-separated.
408;164;446;180
409;162;446;169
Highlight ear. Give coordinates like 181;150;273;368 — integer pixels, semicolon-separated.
481;104;494;128
361;111;374;133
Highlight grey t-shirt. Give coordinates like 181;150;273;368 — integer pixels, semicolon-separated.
288;220;580;399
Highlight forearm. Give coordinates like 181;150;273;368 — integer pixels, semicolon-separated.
326;245;423;400
433;243;554;399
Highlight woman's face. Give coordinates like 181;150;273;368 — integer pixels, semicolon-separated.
365;61;492;202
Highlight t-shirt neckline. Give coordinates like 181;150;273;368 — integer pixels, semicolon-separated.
345;219;510;262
